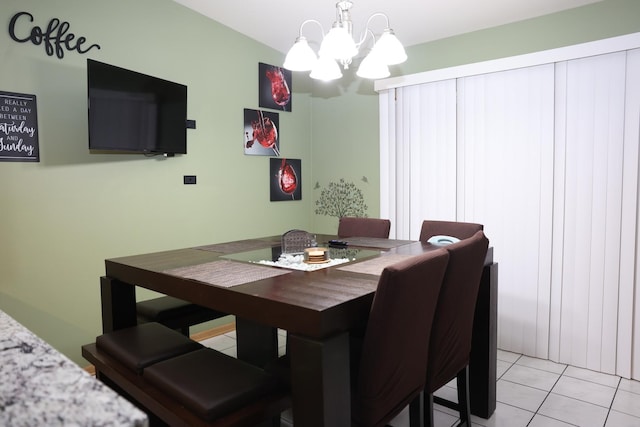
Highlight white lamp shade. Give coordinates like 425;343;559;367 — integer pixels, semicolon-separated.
283;37;318;71
372;29;407;65
310;55;343;81
319;26;358;61
356;52;390;79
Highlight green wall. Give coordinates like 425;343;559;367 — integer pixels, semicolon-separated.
309;0;640;234
2;0;640;367
0;0;313;365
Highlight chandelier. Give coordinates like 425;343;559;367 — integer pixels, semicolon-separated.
283;1;407;81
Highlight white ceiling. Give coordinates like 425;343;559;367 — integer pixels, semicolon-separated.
173;0;602;54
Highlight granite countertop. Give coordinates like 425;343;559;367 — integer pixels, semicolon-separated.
0;310;148;427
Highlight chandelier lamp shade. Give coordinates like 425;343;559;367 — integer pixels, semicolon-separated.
283;1;407;81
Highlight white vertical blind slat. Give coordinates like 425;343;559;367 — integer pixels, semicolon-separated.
555;52;627;374
379;89;396;237
623;48;640;379
458;65;555;357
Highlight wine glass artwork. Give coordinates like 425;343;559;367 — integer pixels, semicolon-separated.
244;108;280;156
266;67;290;109
270;158;301;201
259;62;292;112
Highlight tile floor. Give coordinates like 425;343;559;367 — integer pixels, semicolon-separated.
201;331;640;427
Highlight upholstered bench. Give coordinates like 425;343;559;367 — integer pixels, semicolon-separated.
96;322;203;374
136;296;227;336
84;323;290;427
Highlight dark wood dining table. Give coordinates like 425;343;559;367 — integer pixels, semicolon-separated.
99;234;497;427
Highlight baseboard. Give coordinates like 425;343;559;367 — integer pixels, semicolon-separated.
190;320;236;341
83;321;236;375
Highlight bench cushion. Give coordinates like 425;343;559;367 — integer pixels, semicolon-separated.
96;322;202;374
136;296;223;322
143;348;280;421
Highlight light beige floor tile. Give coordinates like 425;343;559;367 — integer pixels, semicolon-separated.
200;334;236;351
516;356;567;374
605;409;640;427
563;365;620;388
528;414;576;426
618;378;640;395
497;349;520;363
388;404;458;427
538;393;608;427
497;379;547;412
501;364;561;392
470;402;533;427
221;346;237;358
552;375;616;407
612;389;640;418
496;359;512;379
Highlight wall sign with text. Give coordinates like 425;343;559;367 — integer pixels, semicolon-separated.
8;11;101;59
0;91;39;162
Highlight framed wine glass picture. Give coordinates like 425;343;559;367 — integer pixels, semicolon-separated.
259;62;292;112
244;108;280;156
270;158;301;201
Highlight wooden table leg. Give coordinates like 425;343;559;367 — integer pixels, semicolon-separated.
288;332;351;427
469;262;498;419
235;317;278;368
100;276;136;333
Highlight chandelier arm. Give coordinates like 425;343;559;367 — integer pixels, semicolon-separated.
356;12;391;48
299;19;326;38
356;29;375;50
365;12;391;29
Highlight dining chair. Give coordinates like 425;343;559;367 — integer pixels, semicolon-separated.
351;248;449;427
418;220;483;243
423;230;489;427
337;217;391;238
281;229;316;253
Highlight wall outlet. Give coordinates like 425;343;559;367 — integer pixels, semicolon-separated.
183;175;196;185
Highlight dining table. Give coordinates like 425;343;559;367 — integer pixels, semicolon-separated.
99;234;497;427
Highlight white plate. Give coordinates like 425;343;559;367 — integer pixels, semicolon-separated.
427;235;460;246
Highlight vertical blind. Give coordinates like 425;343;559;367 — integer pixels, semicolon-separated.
380;48;640;378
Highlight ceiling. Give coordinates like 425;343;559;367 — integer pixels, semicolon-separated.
173;0;602;55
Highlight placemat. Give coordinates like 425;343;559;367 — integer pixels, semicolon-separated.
195;239;275;254
337;254;414;276
164;260;290;288
342;237;415;249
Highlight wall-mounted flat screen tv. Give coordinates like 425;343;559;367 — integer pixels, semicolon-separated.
87;59;187;155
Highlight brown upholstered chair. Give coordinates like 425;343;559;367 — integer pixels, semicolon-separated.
338;217;391;238
423;231;489;427
351;248;449;427
418;220;483;243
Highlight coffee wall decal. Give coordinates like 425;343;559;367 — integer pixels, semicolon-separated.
8;11;101;59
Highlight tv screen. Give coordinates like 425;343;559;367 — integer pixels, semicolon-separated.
87;59;187;155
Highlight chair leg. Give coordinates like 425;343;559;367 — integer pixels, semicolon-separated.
423;392;435;427
456;366;471;427
252;415;281;427
408;392;424;427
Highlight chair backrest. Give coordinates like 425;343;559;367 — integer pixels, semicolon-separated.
281;229;315;254
425;230;489;393
418;220;483;242
338;217;391;238
352;249;449;427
